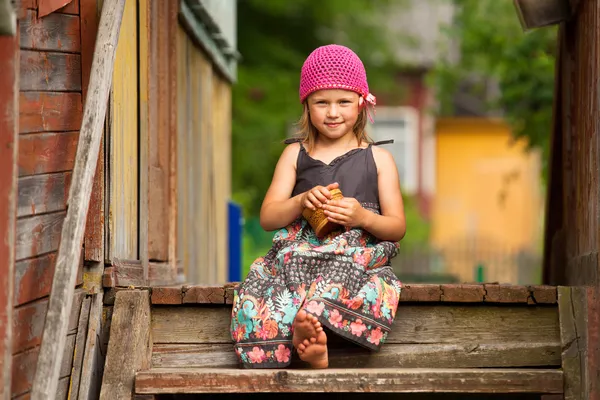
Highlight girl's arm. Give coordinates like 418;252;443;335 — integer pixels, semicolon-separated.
259;144;304;231
322;146;406;242
363;146;406;241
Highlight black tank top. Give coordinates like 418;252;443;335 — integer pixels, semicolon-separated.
284;138;394;209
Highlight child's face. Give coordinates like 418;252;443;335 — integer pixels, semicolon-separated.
307;90;360;141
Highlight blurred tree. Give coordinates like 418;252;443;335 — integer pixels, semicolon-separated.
428;0;556;179
232;0;401;217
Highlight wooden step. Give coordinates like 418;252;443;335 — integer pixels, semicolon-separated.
135;367;564;394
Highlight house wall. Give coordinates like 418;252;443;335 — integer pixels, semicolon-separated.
176;23;232;284
431;118;543;284
12;1;87;397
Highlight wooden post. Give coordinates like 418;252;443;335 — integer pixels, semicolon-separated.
0;14;18;399
30;0;126;398
558;286;591;399
99;290;151;399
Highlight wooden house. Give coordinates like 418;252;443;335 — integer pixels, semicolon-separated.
0;0;599;398
0;0;236;397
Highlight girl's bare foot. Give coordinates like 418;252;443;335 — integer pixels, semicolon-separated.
296;330;328;369
293;309;328;368
292;309;322;349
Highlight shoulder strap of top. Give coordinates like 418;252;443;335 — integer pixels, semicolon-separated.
284;138;304;144
373;139;394;146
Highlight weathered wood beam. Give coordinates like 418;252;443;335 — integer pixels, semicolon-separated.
99;290;151;399
135;368;564;394
30;0;126;397
0;24;18;400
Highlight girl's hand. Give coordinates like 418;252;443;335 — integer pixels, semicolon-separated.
301;182;339;211
323;197;369;228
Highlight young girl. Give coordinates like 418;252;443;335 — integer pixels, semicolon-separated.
230;44;405;369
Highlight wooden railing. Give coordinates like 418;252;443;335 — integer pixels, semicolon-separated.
30;0;127;398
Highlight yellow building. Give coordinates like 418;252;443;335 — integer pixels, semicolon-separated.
431;118;544;284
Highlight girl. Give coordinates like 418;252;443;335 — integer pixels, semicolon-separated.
230;44;405;369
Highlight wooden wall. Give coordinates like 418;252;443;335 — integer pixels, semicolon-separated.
543;0;600;397
0;18;19;400
176;23;232;285
13;1;86;398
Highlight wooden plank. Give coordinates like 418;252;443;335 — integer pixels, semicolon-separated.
168;284;557;305
139;0;149;285
18;131;79;177
68;295;91;400
151;304;560;345
17;172;71;217
14;252;83;306
107;0;138;261
167;0;178;276
0;31;19;400
151;287;183;305
182;285;225;304
135;368;564;394
81;0;104;263
39;0;77;18
12;376;71;400
19;92;82;133
19;10;80;52
400;284;442;302
12;334;76;397
99;290;151;400
441;284;485;302
77;293;105;400
58;0;80;14
30;0;126;396
146;0;171;262
15;211;65;260
20;50;82;91
559;286;588;400
13;290;84;354
484;285;530;303
152;341;561;369
18;0;38;18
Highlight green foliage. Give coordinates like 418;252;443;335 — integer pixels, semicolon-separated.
401;195;430;251
428;0;556;179
232;0;401;217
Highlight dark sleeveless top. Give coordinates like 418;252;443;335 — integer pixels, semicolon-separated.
284;138;394;209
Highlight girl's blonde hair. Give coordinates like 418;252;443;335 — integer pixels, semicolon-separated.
291;102;372;152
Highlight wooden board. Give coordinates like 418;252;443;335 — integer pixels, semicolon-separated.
152;341;561;369
151;305;560;345
146;0;172;262
153;284;558;305
17;172;71;217
68;296;91;400
20;92;82;133
14;252;83;306
39;0;79;17
12;376;71;400
20;10;81;52
99;290;151;399
135;368;564;394
77;293;105;400
15;211;65;260
11;334;76;397
18;131;79;177
107;0;138;261
81;0;104;263
20;50;82;91
0;31;18;400
12;289;84;354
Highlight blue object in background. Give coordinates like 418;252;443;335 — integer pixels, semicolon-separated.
228;201;243;282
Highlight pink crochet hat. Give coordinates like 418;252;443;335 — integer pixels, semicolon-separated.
299;44;376;121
